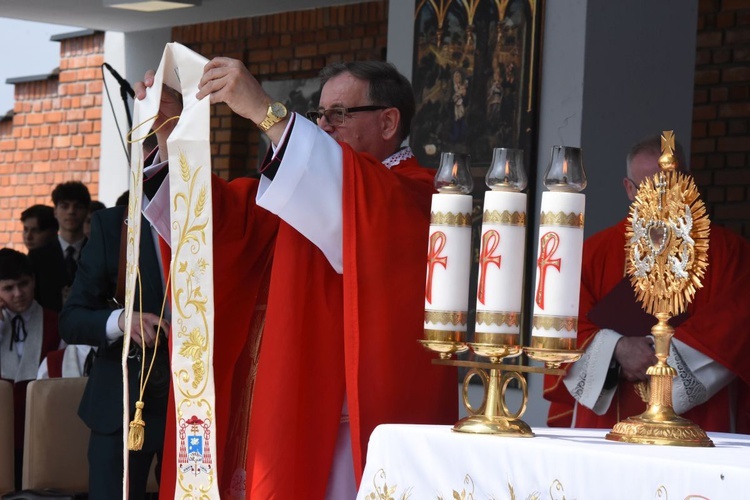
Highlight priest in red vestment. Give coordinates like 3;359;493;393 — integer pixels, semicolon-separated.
138;58;457;499
544;135;750;434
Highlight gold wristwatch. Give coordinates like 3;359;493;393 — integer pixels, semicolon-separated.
257;101;288;132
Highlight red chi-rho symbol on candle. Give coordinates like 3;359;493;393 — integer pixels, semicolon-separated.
477;230;502;305
536;231;561;309
426;231;448;304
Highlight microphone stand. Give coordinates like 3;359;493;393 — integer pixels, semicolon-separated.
101;63;134;164
120;82;133;131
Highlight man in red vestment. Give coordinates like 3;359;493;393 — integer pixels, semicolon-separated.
138;58;457;499
544;135;750;433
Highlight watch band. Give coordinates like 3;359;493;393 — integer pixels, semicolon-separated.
258;102;287;132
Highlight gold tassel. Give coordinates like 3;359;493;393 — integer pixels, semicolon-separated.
127;400;146;451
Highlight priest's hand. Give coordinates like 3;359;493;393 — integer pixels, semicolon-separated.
614;336;657;382
198;57;288;144
118;310;170;348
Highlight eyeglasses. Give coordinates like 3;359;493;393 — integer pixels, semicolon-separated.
305;105;388;126
626;177;640;189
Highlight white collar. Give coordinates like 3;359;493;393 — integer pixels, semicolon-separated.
59;235;85;255
382;147;414;169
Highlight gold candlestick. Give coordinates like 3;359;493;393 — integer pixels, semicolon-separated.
606;131;713;447
433;358;566;437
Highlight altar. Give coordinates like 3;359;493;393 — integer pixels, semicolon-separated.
356;425;750;499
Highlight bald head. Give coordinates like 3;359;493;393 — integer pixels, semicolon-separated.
624;134;689;201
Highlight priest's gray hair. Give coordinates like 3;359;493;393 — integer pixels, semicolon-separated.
627;134;689;177
319;61;415;143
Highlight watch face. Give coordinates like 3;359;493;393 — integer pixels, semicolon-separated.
270;102;288;119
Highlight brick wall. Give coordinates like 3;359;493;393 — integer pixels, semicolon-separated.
1;0;747;249
692;0;750;238
171;0;389;180
0;31;104;249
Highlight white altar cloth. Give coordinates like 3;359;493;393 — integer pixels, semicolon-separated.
356;425;750;500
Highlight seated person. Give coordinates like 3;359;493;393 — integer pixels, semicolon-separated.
544;135;750;433
0;248;62;488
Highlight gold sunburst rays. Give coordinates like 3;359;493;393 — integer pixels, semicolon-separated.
625;169;710;316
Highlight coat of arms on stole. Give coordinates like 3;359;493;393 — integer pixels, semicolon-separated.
179;415;214;475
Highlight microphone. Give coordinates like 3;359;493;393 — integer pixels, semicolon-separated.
103;63;135;99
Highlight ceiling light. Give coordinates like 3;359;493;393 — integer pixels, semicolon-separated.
104;0;200;12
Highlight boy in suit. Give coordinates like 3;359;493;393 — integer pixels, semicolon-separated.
29;181;91;311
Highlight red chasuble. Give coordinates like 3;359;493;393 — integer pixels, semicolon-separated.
544;219;750;433
245;144;457;498
159;146;456;498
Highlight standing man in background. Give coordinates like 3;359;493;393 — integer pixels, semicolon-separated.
59;202;169;499
29;181;90;311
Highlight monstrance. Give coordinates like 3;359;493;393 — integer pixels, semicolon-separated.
605;131;713;447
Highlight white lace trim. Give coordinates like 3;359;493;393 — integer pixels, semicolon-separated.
382;147;414;169
564;329;621;415
669;342;706;414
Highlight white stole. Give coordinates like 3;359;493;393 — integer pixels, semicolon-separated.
126;42;218;499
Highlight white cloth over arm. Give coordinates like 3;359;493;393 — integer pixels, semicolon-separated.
564;329;735;419
564;329;620;415
256;114;345;273
670;338;735;414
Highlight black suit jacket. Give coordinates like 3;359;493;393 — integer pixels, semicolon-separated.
29;238;83;312
59;205;167;435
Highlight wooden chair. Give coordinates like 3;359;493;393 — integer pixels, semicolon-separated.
22;378;89;492
0;380;14;495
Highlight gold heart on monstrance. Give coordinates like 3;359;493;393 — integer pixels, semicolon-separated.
646;220;669;255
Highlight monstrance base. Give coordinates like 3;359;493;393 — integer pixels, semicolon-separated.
606;412;714;447
452;414;534;437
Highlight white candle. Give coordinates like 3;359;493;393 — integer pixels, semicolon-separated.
531;191;585;344
424;192;473;335
474;190;527;343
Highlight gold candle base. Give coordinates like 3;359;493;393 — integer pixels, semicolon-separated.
420;329;468;359
453;414;533;437
524;336;583;368
453;366;533;437
469;333;522;362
